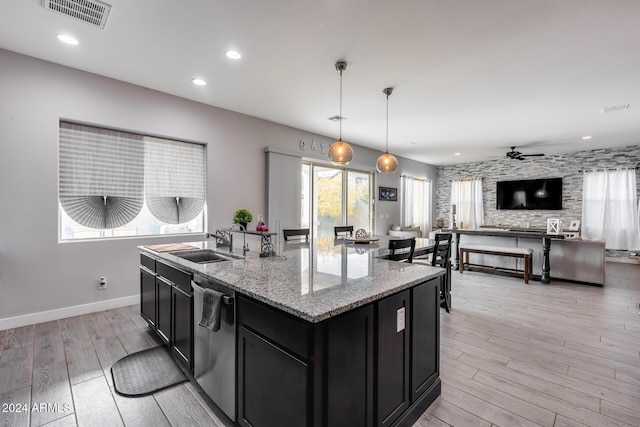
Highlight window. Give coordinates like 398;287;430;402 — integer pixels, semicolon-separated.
302;162;374;237
59;121;205;241
400;175;432;234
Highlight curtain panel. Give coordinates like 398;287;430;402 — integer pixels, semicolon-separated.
581;169;639;250
400;175;432;234
450;178;484;229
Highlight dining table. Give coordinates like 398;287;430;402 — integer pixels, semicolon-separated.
343;235;437;259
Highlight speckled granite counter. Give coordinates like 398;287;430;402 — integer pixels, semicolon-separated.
140;236;444;323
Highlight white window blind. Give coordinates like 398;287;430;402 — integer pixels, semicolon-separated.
59;121;206;237
59;122;145;229
144;136;205;224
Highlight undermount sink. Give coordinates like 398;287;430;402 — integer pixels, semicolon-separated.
170;249;242;263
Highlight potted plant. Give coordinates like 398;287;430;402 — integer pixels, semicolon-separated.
232;208;253;231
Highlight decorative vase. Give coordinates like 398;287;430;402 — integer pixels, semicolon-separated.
239;222;248;231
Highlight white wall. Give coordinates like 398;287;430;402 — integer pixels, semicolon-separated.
0;49;435;327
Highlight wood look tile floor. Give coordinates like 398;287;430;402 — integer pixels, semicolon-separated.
1;262;639;426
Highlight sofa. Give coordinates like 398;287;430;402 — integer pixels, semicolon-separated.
388;224;422;238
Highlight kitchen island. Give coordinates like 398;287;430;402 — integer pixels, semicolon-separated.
140;237;445;427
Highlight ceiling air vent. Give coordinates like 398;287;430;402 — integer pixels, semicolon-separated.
42;0;112;29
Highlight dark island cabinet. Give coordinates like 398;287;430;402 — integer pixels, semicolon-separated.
156;276;172;345
237;277;440;427
171;284;193;367
140;262;157;328
411;281;440;400
238;325;309;427
139;254;193;371
376;290;411;427
326;302;374;427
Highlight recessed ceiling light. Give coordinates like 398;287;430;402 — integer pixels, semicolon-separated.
225;50;242;60
191;78;207;86
454;152;461;156
581;135;592;140
56;34;79;45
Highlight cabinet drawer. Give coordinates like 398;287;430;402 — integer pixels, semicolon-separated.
140;253;156;271
156;260;192;293
238;296;309;358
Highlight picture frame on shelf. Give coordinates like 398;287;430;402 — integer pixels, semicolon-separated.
567;220;581;232
379;186;397;201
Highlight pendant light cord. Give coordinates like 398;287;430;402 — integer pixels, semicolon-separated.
339;68;343;141
382;87;393;154
385;91;389;154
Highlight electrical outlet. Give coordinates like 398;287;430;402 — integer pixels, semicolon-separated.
98;277;106;290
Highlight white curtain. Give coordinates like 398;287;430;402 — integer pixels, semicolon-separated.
451;178;484;229
401;175;414;227
582;169;639;250
401;175;432;234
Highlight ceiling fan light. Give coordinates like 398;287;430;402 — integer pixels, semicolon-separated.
376;153;398;173
328;140;354;165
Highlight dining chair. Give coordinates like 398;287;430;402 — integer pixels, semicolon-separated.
283;228;310;241
386;237;416;263
334;225;354;238
415;233;452;312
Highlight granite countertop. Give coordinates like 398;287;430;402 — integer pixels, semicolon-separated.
140;236;444;323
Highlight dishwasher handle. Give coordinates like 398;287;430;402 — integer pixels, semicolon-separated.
192;281;234;306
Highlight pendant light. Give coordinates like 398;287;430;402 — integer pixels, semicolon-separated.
376;87;399;173
327;61;354;165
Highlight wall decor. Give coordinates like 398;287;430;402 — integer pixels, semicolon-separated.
567;220;581;231
547;218;562;234
379;186;397;201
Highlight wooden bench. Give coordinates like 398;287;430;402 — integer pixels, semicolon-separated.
459;244;534;284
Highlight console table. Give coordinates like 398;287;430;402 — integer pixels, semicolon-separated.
447;229;563;284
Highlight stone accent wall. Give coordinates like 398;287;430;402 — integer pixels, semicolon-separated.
436;144;640;234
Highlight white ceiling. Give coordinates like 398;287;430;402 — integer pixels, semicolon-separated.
2;0;640;165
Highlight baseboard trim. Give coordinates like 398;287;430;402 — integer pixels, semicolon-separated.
0;295;139;330
606;257;639;265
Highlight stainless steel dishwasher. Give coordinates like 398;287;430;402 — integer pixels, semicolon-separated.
192;278;236;421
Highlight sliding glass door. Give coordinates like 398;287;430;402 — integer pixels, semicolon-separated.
304;163;373;237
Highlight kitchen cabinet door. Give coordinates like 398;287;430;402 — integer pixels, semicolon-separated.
140;267;156;328
376;290;410;427
326;303;374;427
172;285;193;370
410;279;439;400
156;276;172;345
238;325;308;427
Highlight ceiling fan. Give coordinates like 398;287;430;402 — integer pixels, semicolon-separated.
506;146;545;161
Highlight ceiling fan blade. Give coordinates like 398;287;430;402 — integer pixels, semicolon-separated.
521;153;545;157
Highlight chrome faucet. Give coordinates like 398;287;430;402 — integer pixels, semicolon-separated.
230;224;250;255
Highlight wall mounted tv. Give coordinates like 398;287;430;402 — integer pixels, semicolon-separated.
496;178;562;210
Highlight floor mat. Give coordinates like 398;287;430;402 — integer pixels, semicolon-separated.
111;346;187;397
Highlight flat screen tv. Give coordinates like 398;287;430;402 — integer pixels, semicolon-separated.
496;177;562;210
